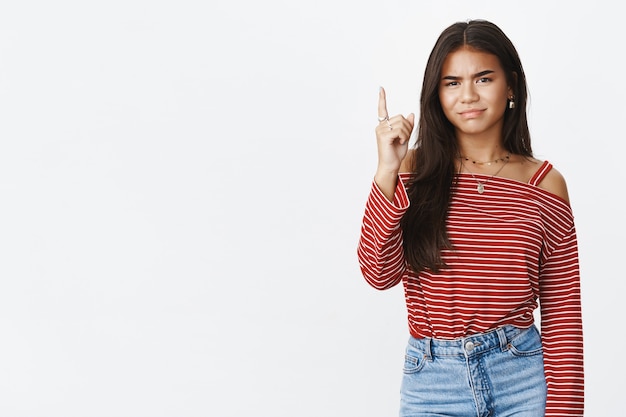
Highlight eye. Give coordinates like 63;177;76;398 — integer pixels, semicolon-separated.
477;77;492;83
444;81;459;87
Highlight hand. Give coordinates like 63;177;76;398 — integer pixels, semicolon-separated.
375;87;415;176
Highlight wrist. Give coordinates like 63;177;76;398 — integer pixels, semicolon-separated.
374;170;399;203
375;167;399;182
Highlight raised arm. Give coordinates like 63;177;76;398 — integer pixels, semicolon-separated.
358;88;415;290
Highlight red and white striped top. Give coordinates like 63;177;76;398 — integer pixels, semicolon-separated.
357;161;584;416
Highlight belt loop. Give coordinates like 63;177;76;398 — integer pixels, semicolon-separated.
424;337;433;359
496;327;508;351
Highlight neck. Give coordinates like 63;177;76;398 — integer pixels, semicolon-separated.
455;128;505;161
458;145;509;164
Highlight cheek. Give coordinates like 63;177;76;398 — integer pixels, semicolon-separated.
494;93;509;112
438;91;453;110
438;93;455;118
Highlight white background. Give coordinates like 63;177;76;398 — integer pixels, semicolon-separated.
0;1;622;416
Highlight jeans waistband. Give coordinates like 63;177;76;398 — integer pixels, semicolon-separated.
408;325;531;358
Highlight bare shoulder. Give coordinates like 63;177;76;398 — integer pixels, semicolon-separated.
535;161;570;204
509;155;570;203
399;148;416;173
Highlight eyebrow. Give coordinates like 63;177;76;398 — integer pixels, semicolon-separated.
442;70;495;81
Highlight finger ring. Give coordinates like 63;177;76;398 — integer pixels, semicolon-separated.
378;115;389;123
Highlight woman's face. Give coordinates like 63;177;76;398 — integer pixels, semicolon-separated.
438;47;512;140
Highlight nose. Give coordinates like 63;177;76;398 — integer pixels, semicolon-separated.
460;83;479;103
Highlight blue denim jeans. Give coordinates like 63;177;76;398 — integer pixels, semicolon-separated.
400;325;546;417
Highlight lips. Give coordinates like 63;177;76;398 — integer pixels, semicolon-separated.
459;109;485;118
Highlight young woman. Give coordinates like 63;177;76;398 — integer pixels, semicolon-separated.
357;20;584;416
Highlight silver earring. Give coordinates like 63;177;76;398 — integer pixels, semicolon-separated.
508;97;515;109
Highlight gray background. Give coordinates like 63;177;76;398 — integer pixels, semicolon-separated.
0;1;621;416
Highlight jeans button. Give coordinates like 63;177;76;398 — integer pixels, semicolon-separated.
465;341;475;351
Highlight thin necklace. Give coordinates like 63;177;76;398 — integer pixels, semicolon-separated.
461;156;510;194
458;153;510;166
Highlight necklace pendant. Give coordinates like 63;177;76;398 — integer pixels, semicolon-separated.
477;182;484;194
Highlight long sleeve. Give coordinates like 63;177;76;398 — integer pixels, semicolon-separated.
357;178;410;290
539;225;584;416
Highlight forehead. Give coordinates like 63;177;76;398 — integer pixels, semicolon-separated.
441;47;503;75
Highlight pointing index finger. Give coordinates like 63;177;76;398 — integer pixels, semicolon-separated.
378;86;389;120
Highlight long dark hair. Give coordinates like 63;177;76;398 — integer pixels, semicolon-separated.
401;20;532;273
